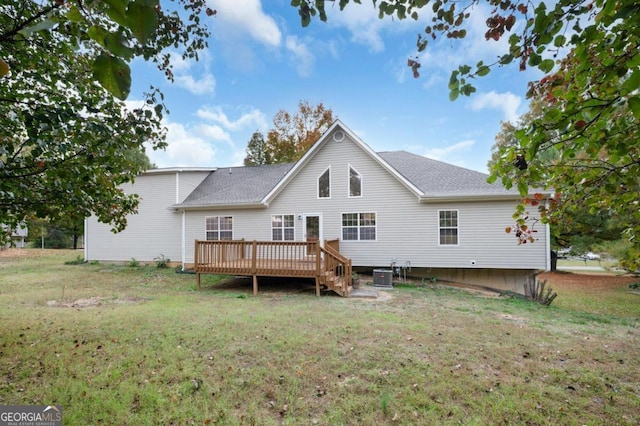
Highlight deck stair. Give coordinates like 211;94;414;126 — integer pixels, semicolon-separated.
319;270;352;297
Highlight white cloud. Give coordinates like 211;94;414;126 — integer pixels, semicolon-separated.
467;91;522;123
175;72;216;95
195;123;234;147
143;104;272;168
167;51;192;73
325;2;391;52
196;106;268;132
213;0;281;47
165;50;216;95
285;35;315;77
146;121;218;168
424;140;475;162
147;106;271;168
123;99;145;111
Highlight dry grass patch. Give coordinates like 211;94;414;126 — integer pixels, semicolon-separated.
0;250;639;425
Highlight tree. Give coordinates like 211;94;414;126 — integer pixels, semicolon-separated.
490;96;629;263
293;0;640;268
488;98;555;171
243;131;272;166
265;100;335;164
0;1;211;245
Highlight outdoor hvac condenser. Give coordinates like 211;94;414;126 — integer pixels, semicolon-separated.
373;269;393;287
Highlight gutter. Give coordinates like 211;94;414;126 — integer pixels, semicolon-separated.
170;202;269;212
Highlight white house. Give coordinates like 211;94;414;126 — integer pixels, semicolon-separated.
2;223;28;249
85;120;550;293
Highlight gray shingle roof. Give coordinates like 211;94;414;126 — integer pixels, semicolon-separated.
179;163;294;207
378;151;519;197
177;150;518;208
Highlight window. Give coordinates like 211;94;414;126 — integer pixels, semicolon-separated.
206;216;233;240
438;210;458;245
342;212;376;241
349;165;362;197
318;167;330;198
272;214;295;241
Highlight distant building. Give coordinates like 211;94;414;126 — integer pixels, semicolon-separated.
2;223;28;249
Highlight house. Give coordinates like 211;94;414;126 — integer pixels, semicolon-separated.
2;223;28;249
85;120;550;294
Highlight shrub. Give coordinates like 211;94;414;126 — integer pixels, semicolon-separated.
524;277;557;306
64;255;85;265
128;258;140;268
154;254;170;269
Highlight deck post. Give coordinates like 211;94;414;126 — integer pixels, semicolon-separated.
253;275;258;295
315;277;320;296
251;240;257;274
195;240;200;289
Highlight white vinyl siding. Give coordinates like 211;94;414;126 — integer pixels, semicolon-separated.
272;214;295;241
206;216;233;240
438;210;459;245
85;170;210;262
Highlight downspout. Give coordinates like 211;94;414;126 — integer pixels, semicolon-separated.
175;172;180;204
83;218;88;261
545;198;551;271
181;210;186;271
176;171;186;271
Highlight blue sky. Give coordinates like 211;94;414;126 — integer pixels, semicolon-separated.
129;0;543;173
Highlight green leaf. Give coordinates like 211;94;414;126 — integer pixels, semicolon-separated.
448;71;459;90
66;6;84;22
553;34;566;47
127;1;158;45
93;53;131;100
517;180;529;197
628;97;640;120
103;0;129;28
449;88;459;101
528;53;542;67
476;65;490;77
539;59;555;73
622;69;640;94
88;26;109;47
105;31;135;60
499;54;513;65
396;4;406;19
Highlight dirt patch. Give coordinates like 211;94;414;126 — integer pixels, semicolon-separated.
0;248;33;258
46;296;146;309
539;271;639;291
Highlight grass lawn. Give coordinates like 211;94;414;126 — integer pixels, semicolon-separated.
1;249;639;425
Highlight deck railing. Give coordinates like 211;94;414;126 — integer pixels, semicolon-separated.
323;240;352;294
195;239;352;296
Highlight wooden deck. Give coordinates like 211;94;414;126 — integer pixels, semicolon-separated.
194;239;353;296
